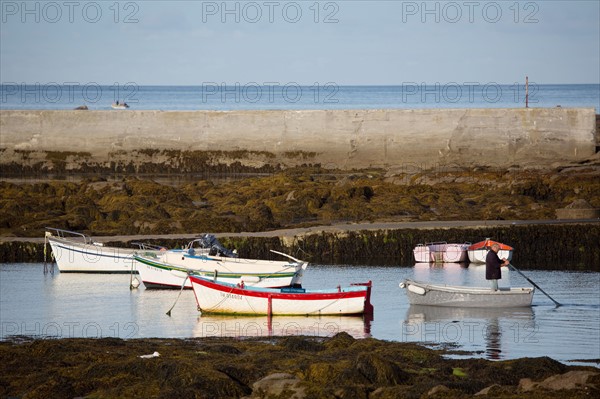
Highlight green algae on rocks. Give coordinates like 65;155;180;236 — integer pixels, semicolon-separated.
1;165;599;238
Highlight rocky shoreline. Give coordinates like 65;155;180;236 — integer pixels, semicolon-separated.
0;334;598;398
2;163;599;238
1;163;599;269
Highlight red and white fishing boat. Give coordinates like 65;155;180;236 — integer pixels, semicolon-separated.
467;239;513;264
190;276;373;316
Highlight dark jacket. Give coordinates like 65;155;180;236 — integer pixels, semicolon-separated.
485;250;503;280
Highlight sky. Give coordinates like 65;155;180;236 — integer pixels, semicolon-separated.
1;0;599;85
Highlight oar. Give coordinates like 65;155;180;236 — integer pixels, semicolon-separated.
166;274;190;316
270;249;303;264
508;263;561;307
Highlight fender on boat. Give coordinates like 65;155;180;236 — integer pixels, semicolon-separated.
408;284;426;295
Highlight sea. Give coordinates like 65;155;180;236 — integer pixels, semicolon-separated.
1;262;599;367
1;84;599;111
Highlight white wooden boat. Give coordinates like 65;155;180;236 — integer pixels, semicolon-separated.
413;242;447;263
133;235;307;289
400;279;534;307
467;239;513;264
190;276;373;316
443;243;470;263
45;227;161;273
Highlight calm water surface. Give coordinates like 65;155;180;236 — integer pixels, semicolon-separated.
1;263;598;366
1;84;598;110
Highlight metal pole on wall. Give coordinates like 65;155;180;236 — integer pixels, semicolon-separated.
525;76;529;108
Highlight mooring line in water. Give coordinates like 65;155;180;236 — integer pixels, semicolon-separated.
166;273;190;316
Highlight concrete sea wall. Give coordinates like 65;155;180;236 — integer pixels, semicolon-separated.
0;108;597;172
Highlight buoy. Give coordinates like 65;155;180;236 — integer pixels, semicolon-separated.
130;277;141;289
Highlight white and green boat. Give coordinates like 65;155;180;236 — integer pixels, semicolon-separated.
134;234;307;289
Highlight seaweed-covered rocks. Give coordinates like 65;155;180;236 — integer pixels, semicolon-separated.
1;334;598;399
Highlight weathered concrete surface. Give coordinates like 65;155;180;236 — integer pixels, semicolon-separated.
0;108;596;170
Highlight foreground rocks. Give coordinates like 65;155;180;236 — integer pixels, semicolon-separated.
0;334;598;398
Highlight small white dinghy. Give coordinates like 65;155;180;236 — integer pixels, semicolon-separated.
400;279;534;308
443;243;470;263
413;242;447;263
413;242;470;263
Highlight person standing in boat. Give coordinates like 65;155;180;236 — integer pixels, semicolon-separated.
486;243;509;291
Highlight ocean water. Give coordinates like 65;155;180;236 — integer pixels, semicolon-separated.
1;263;599;366
1;84;598;111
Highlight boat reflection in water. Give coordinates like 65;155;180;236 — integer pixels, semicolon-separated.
194;315;372;339
403;305;535;360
